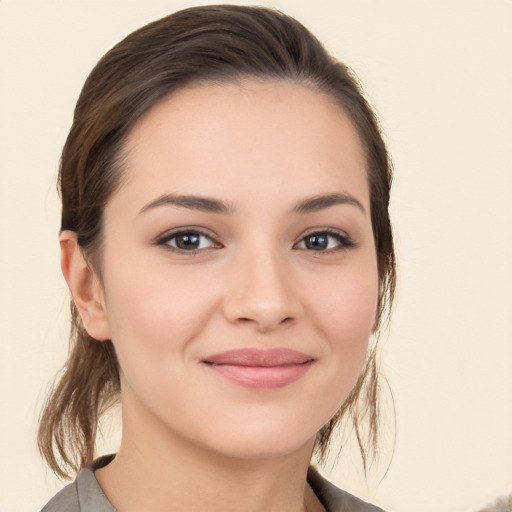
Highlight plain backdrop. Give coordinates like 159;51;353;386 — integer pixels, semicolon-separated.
1;1;511;511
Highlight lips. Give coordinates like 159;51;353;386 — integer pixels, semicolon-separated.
202;348;315;389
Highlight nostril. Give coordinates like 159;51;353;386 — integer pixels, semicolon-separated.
223;284;302;330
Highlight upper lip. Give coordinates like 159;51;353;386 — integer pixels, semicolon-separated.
202;348;314;367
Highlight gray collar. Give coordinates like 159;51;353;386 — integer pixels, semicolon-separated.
76;455;116;512
65;456;383;512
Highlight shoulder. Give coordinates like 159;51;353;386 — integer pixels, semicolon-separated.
40;480;80;512
40;456;116;512
307;466;386;512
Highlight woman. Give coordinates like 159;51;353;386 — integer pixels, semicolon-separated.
39;5;395;511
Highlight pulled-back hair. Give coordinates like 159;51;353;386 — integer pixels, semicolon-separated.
38;4;395;479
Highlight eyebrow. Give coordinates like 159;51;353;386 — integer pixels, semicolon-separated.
139;192;365;216
139;193;233;215
292;193;366;215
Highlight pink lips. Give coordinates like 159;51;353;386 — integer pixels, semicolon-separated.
202;348;314;389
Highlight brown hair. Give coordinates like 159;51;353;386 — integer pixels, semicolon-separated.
38;4;395;478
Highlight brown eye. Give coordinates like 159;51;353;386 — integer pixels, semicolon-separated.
302;234;330;250
160;231;215;251
296;231;354;251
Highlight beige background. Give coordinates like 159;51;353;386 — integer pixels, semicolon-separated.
1;1;511;511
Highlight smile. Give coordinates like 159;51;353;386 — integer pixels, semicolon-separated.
201;348;315;389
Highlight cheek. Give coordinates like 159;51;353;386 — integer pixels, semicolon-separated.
307;264;379;385
312;265;378;339
99;266;212;411
101;262;220;359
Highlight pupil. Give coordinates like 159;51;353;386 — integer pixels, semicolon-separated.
307;234;328;250
177;234;200;249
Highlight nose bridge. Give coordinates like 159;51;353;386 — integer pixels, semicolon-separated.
223;239;300;330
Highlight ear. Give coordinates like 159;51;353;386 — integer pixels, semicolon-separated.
59;231;111;341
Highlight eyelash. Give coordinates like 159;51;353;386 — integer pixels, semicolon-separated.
156;229;220;253
295;228;355;252
156;228;355;254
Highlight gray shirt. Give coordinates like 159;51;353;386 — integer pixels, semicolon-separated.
40;455;385;512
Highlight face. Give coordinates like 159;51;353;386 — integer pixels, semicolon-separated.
95;80;379;460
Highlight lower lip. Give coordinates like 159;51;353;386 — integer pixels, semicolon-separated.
204;362;313;389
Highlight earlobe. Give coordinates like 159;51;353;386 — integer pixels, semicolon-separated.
59;231;111;341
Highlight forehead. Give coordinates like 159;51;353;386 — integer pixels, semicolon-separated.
116;79;369;211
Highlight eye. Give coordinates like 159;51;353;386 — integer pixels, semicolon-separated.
295;230;354;252
157;229;218;252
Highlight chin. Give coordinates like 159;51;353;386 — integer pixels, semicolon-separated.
212;439;314;462
193;418;318;461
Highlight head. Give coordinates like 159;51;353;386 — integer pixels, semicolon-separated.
38;4;395;478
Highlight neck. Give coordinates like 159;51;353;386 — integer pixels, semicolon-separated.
95;398;321;512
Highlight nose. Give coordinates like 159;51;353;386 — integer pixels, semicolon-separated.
222;245;303;333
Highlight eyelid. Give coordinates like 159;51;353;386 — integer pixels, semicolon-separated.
294;228;356;252
156;227;222;252
154;226;355;254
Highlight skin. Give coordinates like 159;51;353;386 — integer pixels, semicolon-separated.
61;79;379;512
